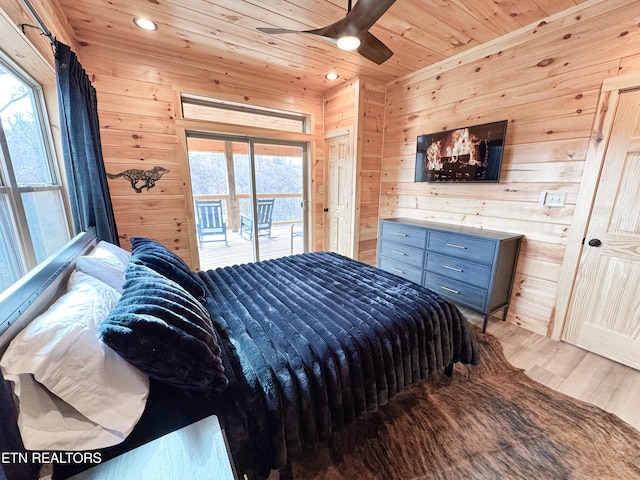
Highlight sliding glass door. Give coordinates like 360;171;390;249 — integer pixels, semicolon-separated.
252;141;305;263
187;133;307;269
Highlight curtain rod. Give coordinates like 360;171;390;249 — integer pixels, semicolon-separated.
20;0;55;46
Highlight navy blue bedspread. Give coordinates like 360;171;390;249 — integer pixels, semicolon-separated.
54;252;477;480
199;252;478;477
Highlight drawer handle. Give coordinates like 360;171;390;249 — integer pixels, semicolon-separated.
443;265;462;272
440;286;460;294
391;267;405;274
393;232;408;237
391;250;407;256
446;243;466;249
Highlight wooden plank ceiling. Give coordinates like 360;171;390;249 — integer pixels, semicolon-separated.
58;0;590;92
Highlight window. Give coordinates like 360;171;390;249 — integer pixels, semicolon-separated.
180;93;310;268
0;55;71;294
181;94;309;133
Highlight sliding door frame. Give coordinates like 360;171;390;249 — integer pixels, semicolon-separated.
182;130;310;267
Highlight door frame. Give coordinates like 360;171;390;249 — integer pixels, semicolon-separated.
323;127;356;257
180;130;311;270
249;137;310;261
551;73;640;340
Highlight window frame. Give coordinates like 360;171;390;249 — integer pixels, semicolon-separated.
0;28;72;292
181;93;310;134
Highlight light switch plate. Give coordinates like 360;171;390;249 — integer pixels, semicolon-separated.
545;192;566;207
538;191;547;206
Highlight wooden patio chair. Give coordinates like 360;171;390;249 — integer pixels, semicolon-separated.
195;199;228;246
240;198;275;240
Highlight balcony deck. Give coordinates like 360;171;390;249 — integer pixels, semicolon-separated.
198;224;305;270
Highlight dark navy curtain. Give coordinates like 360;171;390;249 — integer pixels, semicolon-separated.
54;40;119;245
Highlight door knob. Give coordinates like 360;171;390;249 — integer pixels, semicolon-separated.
588;238;602;247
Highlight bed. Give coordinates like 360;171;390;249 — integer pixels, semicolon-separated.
0;230;478;480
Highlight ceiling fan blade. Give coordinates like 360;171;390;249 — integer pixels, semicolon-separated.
258;26;340;47
256;0;396;64
257;27;307;35
344;0;396;33
357;31;393;65
307;0;396;39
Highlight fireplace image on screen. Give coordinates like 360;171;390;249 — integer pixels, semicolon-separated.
415;120;507;183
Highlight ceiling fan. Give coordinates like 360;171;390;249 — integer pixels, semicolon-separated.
256;0;396;65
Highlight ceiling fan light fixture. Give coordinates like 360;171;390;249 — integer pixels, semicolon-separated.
256;0;396;64
133;17;158;31
336;35;361;51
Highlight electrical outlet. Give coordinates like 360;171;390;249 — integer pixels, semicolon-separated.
545;192;566;207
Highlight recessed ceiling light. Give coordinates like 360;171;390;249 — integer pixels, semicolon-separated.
133;18;158;31
325;72;339;81
336;35;360;51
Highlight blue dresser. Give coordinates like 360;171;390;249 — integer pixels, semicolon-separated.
378;218;523;332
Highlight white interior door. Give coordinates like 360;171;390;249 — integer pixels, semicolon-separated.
564;88;640;370
324;133;354;257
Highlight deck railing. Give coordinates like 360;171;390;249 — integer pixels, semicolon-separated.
193;193;302;232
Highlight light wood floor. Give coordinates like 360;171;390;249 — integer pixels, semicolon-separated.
464;310;640;432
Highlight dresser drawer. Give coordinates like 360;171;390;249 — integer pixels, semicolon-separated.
380;242;425;266
423;273;487;311
380;218;522;333
379;257;423;284
427;231;496;264
425;252;492;288
380;222;427;249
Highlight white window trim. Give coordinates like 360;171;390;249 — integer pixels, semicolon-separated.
0;7;73;289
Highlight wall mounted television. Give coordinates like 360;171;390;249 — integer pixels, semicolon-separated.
414;120;508;183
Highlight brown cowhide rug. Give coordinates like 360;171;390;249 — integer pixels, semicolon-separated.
287;327;640;479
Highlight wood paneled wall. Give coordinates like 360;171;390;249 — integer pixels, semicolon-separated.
323;76;386;264
75;44;324;269
356;78;386;265
381;0;640;336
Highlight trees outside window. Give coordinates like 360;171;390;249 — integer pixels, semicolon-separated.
0;57;71;294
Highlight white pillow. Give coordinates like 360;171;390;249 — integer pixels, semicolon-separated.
75;241;131;292
0;271;149;451
89;240;131;269
76;256;126;292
